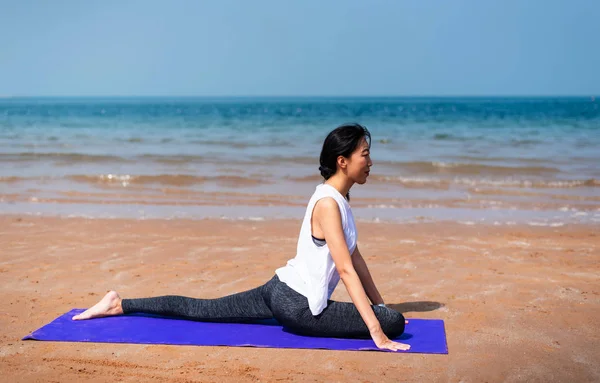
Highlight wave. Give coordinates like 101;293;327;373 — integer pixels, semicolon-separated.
67;174;267;187
378;161;560;176
0;176;27;183
445;155;551;164
286;174;323;183
138;154;208;164
371;175;600;189
5;173;596;190
189;139;292;149
0;152;127;163
0;151;319;166
137;154;315;165
432;133;476;141
509;138;544;146
284;173;599;189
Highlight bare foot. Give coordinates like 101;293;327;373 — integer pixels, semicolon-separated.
72;291;123;320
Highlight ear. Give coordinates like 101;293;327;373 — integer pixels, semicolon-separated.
336;155;348;170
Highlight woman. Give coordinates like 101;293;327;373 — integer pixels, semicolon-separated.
73;123;410;352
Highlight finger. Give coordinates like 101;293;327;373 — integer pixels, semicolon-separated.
393;342;411;351
405;320;409;324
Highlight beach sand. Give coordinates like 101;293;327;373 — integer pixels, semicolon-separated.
1;216;599;382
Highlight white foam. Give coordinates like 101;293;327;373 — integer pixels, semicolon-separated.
247;217;265;221
2;200;598;226
509;241;531;247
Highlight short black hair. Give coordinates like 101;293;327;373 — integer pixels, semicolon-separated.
318;123;371;200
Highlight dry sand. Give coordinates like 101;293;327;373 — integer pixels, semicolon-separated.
1;216;599;382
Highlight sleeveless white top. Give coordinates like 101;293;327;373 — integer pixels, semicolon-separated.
275;183;357;316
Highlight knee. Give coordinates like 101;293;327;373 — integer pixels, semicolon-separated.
382;310;405;338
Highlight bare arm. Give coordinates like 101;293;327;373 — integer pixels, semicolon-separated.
314;198;408;351
351;246;384;306
315;198;379;332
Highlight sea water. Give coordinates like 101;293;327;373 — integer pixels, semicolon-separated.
1;97;598;224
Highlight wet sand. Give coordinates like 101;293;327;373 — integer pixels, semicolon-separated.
1;216;599;382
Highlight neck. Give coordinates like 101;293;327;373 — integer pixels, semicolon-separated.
324;173;354;198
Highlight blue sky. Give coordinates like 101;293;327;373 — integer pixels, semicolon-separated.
1;0;599;96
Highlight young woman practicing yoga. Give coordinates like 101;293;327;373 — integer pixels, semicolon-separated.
73;123;410;352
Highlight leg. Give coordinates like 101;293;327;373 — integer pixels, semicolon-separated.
73;275;279;322
297;301;405;339
270;280;405;339
121;285;274;323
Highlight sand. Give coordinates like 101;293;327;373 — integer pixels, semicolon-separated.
1;216;599;382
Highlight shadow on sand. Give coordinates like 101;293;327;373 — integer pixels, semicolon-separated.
387;301;445;314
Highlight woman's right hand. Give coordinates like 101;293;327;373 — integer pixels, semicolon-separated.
370;327;411;352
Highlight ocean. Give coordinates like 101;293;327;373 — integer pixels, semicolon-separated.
1;97;599;225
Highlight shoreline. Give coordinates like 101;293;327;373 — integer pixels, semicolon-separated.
2;211;600;227
2;198;599;226
2;214;599;381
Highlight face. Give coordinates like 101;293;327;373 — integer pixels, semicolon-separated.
340;137;372;184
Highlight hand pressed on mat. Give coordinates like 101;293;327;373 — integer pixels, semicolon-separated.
370;326;411;352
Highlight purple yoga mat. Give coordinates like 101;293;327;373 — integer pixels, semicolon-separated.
23;309;448;354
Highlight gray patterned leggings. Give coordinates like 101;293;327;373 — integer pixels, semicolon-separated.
122;274;405;339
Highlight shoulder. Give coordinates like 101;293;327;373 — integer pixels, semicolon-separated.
313;197;342;222
314;196;338;211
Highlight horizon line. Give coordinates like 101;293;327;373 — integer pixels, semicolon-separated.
1;94;598;99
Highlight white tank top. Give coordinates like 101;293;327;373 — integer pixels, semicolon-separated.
275;183;357;315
